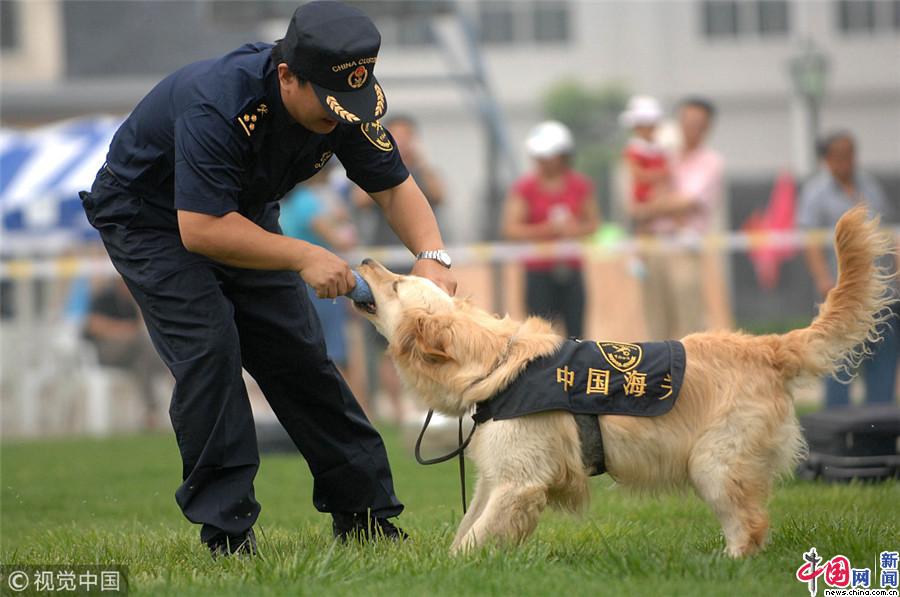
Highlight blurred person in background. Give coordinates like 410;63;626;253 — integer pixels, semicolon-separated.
83;277;166;429
352;114;446;423
627;97;725;340
501;120;601;338
620;95;671;207
280;165;367;410
798;131;898;407
79;2;456;555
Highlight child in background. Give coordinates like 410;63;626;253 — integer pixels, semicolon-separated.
619;95;670;280
620;95;670;206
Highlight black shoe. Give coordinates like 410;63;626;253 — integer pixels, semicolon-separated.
207;527;257;558
332;512;408;542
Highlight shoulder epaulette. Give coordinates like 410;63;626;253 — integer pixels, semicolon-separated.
236;102;268;137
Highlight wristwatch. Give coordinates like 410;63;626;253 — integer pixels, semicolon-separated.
416;249;452;269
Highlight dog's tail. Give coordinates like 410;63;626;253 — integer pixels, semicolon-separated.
777;205;896;381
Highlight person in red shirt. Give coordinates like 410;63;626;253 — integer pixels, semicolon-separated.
501;121;601;337
620;95;671;213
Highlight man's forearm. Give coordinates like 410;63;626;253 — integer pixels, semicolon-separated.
178;210;315;271
371;176;446;253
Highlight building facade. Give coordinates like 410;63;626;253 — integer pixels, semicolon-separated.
3;0;898;244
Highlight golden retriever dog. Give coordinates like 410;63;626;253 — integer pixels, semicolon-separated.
354;206;894;557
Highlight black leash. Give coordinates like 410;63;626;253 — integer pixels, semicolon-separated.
414;409;478;514
412;330;518;515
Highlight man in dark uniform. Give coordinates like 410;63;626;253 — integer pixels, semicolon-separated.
80;1;456;556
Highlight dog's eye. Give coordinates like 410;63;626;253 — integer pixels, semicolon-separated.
392;280;399;293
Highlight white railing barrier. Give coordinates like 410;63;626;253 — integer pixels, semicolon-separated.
3;227;897;280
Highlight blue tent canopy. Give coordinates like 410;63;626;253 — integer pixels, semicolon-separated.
0;117;121;256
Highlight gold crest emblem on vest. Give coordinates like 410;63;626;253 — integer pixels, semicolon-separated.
348;66;368;89
597;342;643;373
361;120;393;152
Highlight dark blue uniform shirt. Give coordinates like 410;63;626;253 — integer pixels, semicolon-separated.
104;42;408;228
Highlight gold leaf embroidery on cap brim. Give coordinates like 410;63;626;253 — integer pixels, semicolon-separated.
326;96;360;123
374;84;385;118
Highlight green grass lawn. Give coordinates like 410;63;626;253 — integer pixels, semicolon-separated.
2;429;897;596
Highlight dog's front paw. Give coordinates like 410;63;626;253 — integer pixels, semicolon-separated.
450;533;479;555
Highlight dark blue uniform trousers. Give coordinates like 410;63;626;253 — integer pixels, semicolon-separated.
82;168;403;542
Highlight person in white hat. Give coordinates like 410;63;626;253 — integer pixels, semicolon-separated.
619;95;672;218
500;120;600;337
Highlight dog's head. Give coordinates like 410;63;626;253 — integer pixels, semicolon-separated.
354;259;459;365
354;260;561;411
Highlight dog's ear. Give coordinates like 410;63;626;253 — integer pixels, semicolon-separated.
395;308;456;365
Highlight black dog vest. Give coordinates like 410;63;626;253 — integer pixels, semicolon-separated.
473;339;686;475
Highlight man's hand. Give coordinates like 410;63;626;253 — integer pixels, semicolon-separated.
299;244;355;298
411;258;457;296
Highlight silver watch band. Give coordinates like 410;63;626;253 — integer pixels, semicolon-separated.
416;249;451;268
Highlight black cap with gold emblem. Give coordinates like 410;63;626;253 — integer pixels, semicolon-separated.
280;1;387;124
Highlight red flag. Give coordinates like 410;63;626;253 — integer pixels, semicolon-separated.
743;172;796;290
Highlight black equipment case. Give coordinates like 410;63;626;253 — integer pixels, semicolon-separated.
796;405;900;482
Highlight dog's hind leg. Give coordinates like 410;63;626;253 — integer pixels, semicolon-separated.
451;483;548;554
450;477;491;551
689;436;773;558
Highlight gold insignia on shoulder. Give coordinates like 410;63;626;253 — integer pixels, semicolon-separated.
348;65;368;89
361;120;393;152
597;342;643;373
237;114;252;136
326;96;360;123
238;104;268;137
374;83;385;118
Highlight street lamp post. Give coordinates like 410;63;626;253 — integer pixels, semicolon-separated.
788;38;829;176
